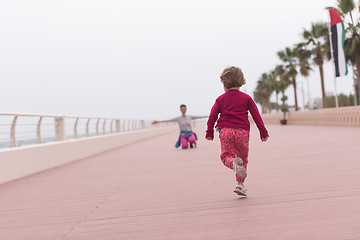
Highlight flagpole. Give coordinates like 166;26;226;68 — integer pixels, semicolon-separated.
328;15;339;108
333;72;339;108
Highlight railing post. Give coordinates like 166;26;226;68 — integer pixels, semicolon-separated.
110;120;113;133
122;119;126;131
10;115;18;147
86;118;90;137
74;118;79;138
102;119;107;134
55;117;65;141
116;120;120;133
96;119;100;135
36;117;43;144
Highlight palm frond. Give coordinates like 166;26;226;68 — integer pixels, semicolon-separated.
337;0;355;14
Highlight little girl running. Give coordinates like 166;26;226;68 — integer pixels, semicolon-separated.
206;66;269;196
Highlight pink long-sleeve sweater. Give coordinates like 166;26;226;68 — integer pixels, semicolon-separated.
206;89;269;139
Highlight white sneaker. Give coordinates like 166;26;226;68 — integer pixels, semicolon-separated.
233;157;247;178
234;184;247;196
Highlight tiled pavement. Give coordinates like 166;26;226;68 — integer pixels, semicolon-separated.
0;124;359;240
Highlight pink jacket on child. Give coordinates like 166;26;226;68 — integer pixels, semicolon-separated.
206;89;269;139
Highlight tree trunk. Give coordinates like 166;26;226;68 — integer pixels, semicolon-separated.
351;64;358;105
355;58;360;105
319;64;327;108
292;77;299;111
281;91;286;120
276;92;279;112
260;102;265;114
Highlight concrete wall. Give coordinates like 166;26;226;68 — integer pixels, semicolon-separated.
259;106;360;127
0;125;177;184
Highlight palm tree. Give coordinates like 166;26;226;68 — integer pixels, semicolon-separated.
274;65;291;121
274;65;291;97
336;0;360;104
277;47;300;111
295;43;312;109
253;89;268;114
302;22;331;108
269;70;280;112
295;43;312;77
254;73;274;113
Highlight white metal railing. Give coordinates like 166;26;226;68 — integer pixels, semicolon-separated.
0;113;170;149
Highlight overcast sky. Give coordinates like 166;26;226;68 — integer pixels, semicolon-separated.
0;0;356;120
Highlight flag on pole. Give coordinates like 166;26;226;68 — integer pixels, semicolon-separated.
329;8;348;77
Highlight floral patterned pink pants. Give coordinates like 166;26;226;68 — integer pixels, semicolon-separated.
219;128;250;183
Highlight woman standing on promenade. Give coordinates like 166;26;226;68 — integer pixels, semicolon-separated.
152;104;207;149
206;66;269;196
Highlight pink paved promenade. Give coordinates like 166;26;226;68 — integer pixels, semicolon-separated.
0;124;360;240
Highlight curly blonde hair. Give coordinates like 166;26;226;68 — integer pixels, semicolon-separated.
220;66;246;89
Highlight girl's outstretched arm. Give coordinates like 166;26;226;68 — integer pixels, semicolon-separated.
190;115;209;120
152;117;179;125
